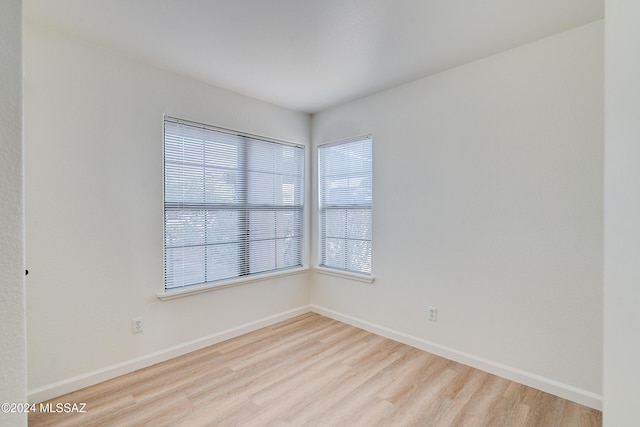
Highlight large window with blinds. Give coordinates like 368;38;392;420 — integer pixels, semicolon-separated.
318;136;372;275
163;117;304;291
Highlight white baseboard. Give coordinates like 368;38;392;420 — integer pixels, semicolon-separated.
28;305;311;404
310;304;602;411
30;304;602;411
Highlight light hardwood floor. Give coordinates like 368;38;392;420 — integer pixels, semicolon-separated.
29;313;602;426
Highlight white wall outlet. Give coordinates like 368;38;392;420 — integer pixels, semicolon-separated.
132;317;143;334
427;306;438;321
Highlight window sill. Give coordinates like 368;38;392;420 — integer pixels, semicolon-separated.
157;266;310;301
313;266;375;283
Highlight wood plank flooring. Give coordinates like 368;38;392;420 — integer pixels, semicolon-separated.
29;313;602;426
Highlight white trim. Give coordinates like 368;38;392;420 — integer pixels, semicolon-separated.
310;304;602;411
28;305;311;404
157;267;309;300
164;115;304;148
29;303;602;410
317;133;372;149
313;266;375;283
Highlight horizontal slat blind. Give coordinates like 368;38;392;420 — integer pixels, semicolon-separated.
164;118;304;290
318;136;372;274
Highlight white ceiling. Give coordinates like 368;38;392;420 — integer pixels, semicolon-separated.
25;0;603;114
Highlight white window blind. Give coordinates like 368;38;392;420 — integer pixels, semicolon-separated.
318;136;372;275
164;117;304;290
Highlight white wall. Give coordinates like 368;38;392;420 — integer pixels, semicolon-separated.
311;21;603;407
24;14;608;412
603;0;640;424
24;25;311;402
0;1;27;426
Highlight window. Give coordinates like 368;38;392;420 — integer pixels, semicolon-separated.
163;117;304;291
318;136;372;275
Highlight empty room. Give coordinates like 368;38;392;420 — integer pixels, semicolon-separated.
2;0;639;426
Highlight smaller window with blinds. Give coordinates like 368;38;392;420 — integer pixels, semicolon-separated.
318;135;372;276
164;117;305;292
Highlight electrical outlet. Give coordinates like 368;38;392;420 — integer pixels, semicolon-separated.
132;317;143;334
427;306;437;322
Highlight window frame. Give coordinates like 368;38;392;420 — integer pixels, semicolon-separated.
159;116;308;299
316;135;374;283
